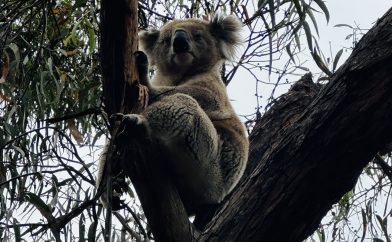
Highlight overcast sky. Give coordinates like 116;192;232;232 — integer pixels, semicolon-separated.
228;0;392;119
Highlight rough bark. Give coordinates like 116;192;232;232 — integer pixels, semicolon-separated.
119;141;197;242
100;0;139;117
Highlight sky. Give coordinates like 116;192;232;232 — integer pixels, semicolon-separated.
227;0;392;120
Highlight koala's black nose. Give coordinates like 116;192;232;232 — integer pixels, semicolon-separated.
173;30;191;53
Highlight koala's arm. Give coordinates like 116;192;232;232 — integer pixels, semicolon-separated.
135;51;177;98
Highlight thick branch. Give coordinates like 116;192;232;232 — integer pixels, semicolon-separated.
119;141;196;242
200;7;392;242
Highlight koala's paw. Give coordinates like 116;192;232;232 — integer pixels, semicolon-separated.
114;114;150;140
134;51;149;85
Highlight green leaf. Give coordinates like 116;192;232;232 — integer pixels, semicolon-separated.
268;0;276;28
23;192;52;219
85;20;96;53
334;24;353;29
375;214;387;227
292;0;304;20
13;218;21;242
87;220;97;242
258;0;268;8
296;66;310;72
12;145;25;158
332;49;343;72
73;0;87;8
339;190;353;206
345;34;354;40
302;21;313;51
5;103;18;122
22;55;29;65
8;43;20;65
49;184;58;209
47;57;54;77
311;49;332;77
294;33;301;50
305;5;319;36
291;21;303;39
79;213;86;242
316;228;325;242
313;0;330;22
286;44;296;64
373;238;385;242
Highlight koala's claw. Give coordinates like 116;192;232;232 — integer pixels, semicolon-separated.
110;113;125;123
134;51;149;86
134;51;148;65
116;114;149;140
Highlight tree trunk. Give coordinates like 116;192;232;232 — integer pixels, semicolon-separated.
100;0;139;117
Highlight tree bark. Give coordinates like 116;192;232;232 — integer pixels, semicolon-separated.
100;0;140;117
119;141;197;242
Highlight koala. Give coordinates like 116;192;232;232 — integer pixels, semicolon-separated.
97;15;249;219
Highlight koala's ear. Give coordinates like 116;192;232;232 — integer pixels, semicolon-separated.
209;15;243;60
138;29;160;57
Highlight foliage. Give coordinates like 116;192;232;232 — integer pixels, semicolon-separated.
1;0;107;241
0;0;391;241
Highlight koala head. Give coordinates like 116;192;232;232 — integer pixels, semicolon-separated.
139;15;242;81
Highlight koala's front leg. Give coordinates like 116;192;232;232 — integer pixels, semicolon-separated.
135;51;150;86
142;93;224;209
96;113;150;209
114;113;151;141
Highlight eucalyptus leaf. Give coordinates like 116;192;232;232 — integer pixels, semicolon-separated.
333;49;344;72
313;0;330;22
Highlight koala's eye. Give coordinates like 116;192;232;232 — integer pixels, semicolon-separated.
193;31;203;41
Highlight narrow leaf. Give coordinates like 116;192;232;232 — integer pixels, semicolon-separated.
79;213;86;242
292;0;304;20
334;24;353;29
305;5;319;36
258;0;268;8
13;218;21;242
8;43;20;65
24;192;52;220
332;49;343;72
302;21;313;51
311;50;332;77
313;0;330;22
286;44;296;64
268;0;276;28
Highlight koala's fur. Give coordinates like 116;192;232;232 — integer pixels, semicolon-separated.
97;15;249;215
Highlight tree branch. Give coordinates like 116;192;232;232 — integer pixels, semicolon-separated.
200;7;392;242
